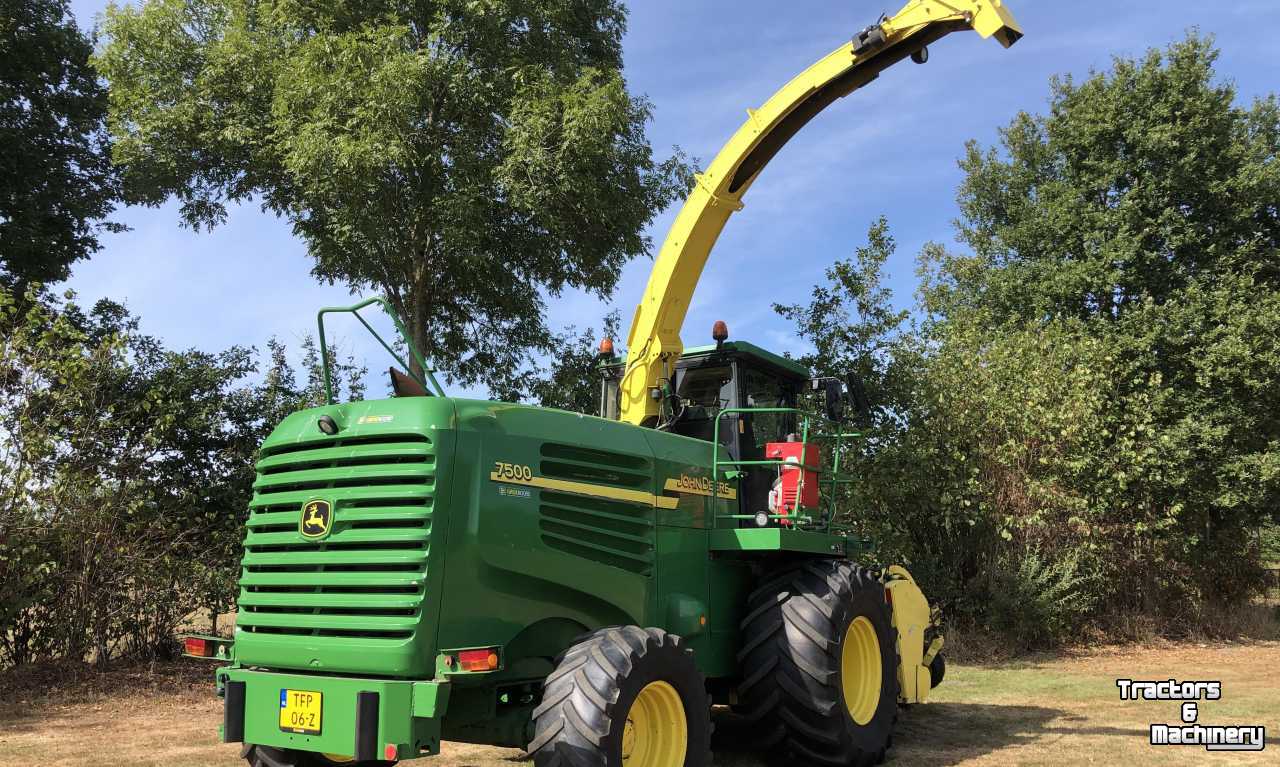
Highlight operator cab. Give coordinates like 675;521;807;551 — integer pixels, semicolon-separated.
598;338;811;521
666;341;805;444
671;341;809;519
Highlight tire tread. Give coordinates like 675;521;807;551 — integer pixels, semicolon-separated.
530;626;710;767
736;560;900;767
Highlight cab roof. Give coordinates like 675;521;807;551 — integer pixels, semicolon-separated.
681;340;811;379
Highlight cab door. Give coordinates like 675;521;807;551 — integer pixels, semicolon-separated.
736;365;798;520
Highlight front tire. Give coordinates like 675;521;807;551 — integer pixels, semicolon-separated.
528;626;710;767
737;560;899;766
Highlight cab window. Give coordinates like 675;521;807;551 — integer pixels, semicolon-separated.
676;365;733;415
740;366;796;448
672;364;735;443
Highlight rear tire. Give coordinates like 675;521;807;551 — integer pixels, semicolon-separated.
737;560;899;766
241;745;394;767
528;626;710;767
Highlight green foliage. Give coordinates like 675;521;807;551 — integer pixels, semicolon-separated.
1262;524;1280;567
0;287;362;667
949;34;1279;321
95;0;692;395
774;216;909;418
0;0;122;288
520;311;620;413
779;35;1279;645
937;32;1280;615
987;548;1098;650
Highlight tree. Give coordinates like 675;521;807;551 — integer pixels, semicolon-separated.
0;0;122;288
911;33;1280;637
946;34;1280;322
96;0;691;394
773;216;908;421
521;310;619;413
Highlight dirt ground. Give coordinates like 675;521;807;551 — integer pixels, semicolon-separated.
0;641;1275;767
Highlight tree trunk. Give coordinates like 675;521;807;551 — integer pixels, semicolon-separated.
408;264;431;382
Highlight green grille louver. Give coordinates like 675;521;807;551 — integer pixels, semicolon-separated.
537;442;655;575
237;433;435;646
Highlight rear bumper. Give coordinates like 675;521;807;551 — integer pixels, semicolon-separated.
219;667;450;760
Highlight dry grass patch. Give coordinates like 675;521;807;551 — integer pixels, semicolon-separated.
1;643;1276;766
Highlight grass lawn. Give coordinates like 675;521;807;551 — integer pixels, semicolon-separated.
0;641;1275;766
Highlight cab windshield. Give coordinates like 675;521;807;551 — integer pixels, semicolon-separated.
676;365;733;417
670;364;734;443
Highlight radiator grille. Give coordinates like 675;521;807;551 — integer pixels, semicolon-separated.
236;433;434;641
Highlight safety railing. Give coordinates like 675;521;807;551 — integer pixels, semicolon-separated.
316;297;446;405
710;406;859;532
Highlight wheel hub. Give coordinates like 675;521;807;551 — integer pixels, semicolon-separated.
840;615;883;725
621;680;687;767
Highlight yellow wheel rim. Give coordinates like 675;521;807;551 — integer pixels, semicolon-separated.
320;756;355;764
840;615;883;726
621;680;687;767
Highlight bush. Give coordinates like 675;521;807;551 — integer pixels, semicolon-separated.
986;548;1098;649
0;288;362;668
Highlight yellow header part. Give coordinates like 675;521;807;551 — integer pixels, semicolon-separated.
619;0;1023;425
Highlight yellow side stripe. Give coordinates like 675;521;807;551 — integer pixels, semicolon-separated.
490;472;680;509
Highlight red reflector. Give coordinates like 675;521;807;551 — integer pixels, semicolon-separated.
457;648;500;671
384;744;398;760
184;637;211;657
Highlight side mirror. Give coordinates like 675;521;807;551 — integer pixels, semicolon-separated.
845;373;871;417
811;378;844;422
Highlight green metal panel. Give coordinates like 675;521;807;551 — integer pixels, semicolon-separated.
643;427;739;676
707;556;755;678
412;681;450;718
226;667;444;758
654;527;714;669
641;427;737;530
433;400;658;665
710;527;848;556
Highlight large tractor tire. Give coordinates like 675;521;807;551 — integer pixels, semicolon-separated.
528;626;710;767
242;745;394;767
737;560;899;767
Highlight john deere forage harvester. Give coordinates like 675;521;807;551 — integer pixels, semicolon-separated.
196;3;1024;765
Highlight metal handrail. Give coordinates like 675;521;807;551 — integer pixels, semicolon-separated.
316;297;446;405
709;406;859;531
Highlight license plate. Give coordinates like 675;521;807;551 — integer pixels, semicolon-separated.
279;689;322;735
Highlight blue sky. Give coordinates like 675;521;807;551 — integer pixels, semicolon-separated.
64;1;1279;396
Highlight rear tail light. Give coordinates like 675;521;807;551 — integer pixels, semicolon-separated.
184;637;212;657
457;648;501;672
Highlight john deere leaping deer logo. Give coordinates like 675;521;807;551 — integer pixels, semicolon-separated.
300;499;333;540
